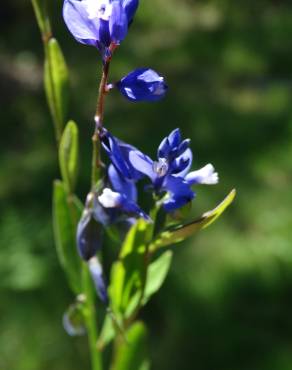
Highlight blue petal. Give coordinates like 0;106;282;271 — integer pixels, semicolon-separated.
76;211;103;261
157;137;170;159
108;164;137;202
63;0;100;46
123;0;139;23
129;150;156;181
92;196;113;226
99;19;111;46
158;128;181;159
163;195;193;212
171;148;193;177
117;68;167;102
100;128;133;179
119;195;151;221
109;1;128;43
177;138;191;157
167;128;181;150
163;175;194;212
88;256;109;304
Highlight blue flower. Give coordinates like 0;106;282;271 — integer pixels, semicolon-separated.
116;68;168;102
100;128;218;213
129;129;219;211
99;128;150;220
63;0;139;60
88;256;109;304
98;187;150;220
76;208;103;261
99;127;142;181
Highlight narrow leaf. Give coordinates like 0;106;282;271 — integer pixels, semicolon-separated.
143;251;173;304
109;219;151;317
44;38;69;140
97;314;115;351
97;309;126;351
151;189;236;249
110;322;149;370
59;120;79;192
53;180;82;293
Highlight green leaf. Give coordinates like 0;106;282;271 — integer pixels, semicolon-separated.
109;219;151;317
97;314;115;351
97;309;127;351
143;251;173;305
31;0;51;36
53;180;82;294
59;120;79;193
44;38;69;140
151;189;236;250
110;322;150;370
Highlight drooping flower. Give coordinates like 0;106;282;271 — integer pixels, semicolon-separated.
116;68;168;102
76;208;103;261
129;128;219;211
63;0;139;60
88;256;109;304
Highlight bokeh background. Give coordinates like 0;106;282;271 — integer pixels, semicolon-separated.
1;0;292;369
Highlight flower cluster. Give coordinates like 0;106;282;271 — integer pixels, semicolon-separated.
63;0;167;101
98;127;218;215
63;0;219;305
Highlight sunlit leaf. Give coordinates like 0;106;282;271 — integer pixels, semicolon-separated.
151;189;236;250
142;250;173;304
97;309;126;351
97;314;115;351
110;322;150;370
44;38;69;140
59;120;79;193
52;180;82;293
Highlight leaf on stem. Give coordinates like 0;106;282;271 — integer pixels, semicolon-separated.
44;38;69;139
53;180;83;294
110;322;150;370
109;219;151;317
142;250;173;305
151;189;236;250
59;120;79;193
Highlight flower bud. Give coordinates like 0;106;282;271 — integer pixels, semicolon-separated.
88;256;109;304
116;68;168;102
76;210;103;261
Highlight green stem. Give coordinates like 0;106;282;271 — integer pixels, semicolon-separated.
82;264;103;370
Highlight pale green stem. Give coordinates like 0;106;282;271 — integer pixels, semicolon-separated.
82;264;103;370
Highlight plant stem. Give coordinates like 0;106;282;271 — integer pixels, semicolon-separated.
91;58;111;189
83;264;103;370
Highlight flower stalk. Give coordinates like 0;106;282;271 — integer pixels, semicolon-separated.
91;55;112;189
82;264;103;370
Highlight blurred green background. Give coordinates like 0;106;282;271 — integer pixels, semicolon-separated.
1;0;292;369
